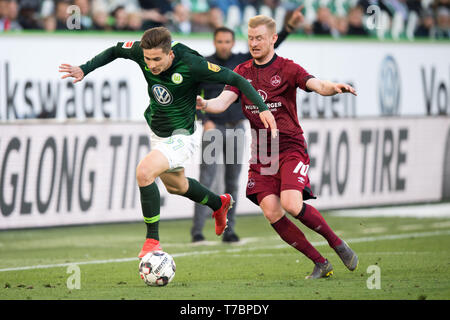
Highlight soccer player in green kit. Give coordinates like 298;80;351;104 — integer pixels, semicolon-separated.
59;27;276;258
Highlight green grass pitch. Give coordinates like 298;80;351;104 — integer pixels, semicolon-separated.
0;212;449;300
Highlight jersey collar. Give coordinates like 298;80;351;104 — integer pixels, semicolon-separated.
253;53;278;69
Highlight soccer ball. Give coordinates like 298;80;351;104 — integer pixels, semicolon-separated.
139;251;176;286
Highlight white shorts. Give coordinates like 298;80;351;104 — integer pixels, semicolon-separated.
150;127;201;172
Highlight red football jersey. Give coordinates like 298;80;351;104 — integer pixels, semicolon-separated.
225;54;314;169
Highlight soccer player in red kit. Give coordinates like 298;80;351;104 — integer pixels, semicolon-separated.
197;15;359;279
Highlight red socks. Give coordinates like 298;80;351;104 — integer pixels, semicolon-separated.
271;215;326;264
270;204;342;264
296;203;342;248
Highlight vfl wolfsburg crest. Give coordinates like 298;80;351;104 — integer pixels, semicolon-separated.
171;73;183;84
152;84;173;105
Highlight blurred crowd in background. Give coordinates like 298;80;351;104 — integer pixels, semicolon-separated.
0;0;449;39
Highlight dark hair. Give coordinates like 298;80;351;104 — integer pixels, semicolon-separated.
140;27;172;53
213;27;235;40
111;5;125;17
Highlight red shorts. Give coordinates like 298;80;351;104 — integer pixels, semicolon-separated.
246;150;316;206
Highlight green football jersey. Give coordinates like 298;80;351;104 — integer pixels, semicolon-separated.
80;40;268;137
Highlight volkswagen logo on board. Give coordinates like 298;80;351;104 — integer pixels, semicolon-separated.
378;55;401;116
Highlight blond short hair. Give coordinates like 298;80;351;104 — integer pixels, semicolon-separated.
248;15;276;34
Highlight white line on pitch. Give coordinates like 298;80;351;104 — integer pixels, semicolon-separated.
0;229;449;273
227;251;435;258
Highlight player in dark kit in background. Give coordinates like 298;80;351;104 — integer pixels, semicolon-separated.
192;6;306;244
197;16;359;279
59;27;277;259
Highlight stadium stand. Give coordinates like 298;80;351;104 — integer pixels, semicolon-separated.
0;0;448;39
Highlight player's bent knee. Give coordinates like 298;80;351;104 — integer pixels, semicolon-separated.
136;163;156;187
263;210;284;224
281;199;303;217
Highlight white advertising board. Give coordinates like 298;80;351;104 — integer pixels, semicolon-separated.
0;117;449;229
0;35;449;121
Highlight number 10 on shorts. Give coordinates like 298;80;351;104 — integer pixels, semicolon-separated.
293;160;309;176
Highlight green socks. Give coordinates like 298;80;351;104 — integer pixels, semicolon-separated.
183;178;222;211
139;182;160;240
139;178;222;240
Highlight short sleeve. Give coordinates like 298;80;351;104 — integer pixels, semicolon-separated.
295;64;315;92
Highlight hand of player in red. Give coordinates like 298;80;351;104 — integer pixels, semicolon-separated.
59;64;85;83
259;110;278;138
334;83;357;96
196;95;207;110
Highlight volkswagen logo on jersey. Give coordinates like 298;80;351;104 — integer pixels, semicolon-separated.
152;84;173;105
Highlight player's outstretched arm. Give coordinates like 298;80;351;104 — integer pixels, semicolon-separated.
306;78;357;96
225;71;277;138
189;56;278;137
59;64;85;83
59;44;127;83
197;90;277;138
196;91;238;114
